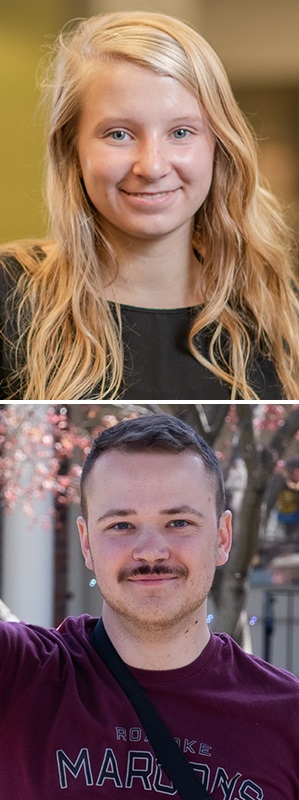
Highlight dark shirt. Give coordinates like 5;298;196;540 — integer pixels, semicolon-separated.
119;303;282;400
0;258;282;400
1;614;298;798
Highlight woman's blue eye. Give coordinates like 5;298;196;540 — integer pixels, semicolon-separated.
111;131;127;140
173;129;189;139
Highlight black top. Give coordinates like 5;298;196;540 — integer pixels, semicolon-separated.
119;303;281;400
0;257;282;400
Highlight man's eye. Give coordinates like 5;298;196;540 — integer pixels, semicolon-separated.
111;521;132;530
168;519;189;528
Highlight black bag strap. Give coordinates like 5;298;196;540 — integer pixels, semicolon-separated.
90;618;213;800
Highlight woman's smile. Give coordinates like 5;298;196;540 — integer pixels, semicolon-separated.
118;187;181;207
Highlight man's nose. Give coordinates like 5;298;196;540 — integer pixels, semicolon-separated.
132;136;171;181
132;526;170;562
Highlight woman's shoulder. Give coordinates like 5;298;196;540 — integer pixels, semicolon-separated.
0;238;55;292
0;238;55;267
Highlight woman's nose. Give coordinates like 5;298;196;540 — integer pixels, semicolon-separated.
132;136;171;181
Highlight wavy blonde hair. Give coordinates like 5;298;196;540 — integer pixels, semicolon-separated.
1;10;299;399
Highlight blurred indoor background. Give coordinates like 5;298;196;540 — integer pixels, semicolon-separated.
1;0;299;245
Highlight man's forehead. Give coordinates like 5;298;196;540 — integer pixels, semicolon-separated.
88;448;207;473
81;447;221;521
85;448;215;496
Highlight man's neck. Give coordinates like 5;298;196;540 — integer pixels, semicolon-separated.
101;606;211;670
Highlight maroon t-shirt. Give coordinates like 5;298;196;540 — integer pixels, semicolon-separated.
0;614;298;798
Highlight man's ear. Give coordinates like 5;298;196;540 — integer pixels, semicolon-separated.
216;510;232;566
77;515;93;571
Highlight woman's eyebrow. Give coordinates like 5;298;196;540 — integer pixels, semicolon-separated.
169;115;204;123
94;113;203;128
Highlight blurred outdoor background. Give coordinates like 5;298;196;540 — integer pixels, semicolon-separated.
1;0;299;247
0;401;299;676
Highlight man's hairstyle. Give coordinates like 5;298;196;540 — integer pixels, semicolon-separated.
80;414;225;520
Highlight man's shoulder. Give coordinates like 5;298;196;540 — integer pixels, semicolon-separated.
213;631;299;693
0;615;100;716
0;614;96;658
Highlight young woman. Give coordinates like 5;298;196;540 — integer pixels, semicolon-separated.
0;10;298;400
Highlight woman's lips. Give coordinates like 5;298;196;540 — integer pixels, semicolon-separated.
119;187;180;204
122;190;177;197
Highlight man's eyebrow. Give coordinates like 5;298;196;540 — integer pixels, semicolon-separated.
160;505;205;519
96;505;205;524
96;509;136;523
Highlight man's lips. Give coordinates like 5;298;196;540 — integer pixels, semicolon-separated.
128;574;177;582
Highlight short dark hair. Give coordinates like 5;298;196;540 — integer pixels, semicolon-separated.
80;414;226;520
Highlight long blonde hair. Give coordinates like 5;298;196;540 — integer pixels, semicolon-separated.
1;10;299;399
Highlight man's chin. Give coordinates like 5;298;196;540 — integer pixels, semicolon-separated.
104;598;201;632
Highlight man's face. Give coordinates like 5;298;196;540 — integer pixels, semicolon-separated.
78;450;231;632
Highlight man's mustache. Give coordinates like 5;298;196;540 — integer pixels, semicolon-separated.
118;564;189;582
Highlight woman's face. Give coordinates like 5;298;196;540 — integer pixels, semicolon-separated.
77;60;215;247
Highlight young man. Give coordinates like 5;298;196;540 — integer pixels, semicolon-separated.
0;415;298;798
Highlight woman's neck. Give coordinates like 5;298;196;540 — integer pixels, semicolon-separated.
102;226;204;309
